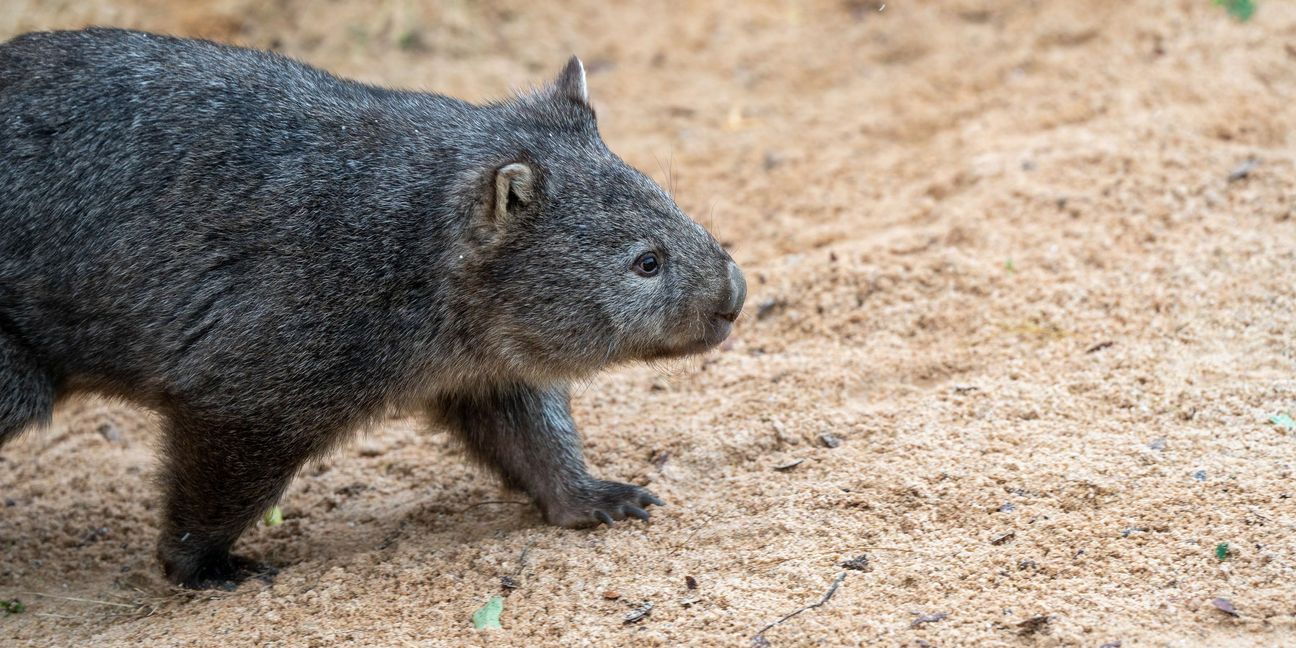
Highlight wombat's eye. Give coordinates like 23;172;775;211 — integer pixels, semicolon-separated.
633;252;661;277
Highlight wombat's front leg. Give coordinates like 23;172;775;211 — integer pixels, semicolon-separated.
435;385;663;527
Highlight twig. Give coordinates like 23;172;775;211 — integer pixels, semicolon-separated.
851;546;923;554
456;500;529;513
1085;340;1115;354
21;592;138;608
762;545;925;565
668;512;718;556
753;572;848;642
513;539;536;577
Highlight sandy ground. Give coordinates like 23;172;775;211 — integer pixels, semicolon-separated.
2;0;1295;645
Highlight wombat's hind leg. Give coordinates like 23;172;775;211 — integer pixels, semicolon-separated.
0;330;54;447
155;416;315;589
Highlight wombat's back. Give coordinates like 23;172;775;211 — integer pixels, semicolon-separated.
0;27;447;246
0;28;466;406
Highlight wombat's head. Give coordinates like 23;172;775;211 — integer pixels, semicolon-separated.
456;57;745;382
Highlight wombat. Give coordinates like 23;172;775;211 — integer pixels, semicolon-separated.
0;28;745;589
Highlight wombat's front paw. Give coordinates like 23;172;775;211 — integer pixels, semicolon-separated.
164;552;279;590
544;480;665;528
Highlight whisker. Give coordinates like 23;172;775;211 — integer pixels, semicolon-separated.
668;149;677;199
652;152;670;194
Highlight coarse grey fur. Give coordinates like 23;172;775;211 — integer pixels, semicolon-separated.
0;28;745;589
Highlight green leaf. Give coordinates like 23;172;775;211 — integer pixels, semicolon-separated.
1269;412;1295;429
1215;542;1230;561
471;595;504;630
1;599;25;614
1214;0;1256;21
263;505;284;527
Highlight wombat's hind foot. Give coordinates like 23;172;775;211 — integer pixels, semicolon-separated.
543;480;665;529
156;416;315;589
166;551;278;590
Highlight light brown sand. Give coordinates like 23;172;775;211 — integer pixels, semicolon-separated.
2;1;1295;646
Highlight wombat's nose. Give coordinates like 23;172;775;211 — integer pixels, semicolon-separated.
718;261;746;322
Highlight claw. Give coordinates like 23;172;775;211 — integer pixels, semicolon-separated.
593;510;614;526
624;505;650;521
641;493;666;507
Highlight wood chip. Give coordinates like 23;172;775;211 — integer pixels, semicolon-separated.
1211;598;1238;617
1017;615;1052;636
911;611;948;627
774;458;805;472
623;602;653;624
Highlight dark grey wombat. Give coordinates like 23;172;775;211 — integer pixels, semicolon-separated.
0;28;744;588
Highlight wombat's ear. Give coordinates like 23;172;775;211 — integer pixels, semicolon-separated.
492;162;536;225
551;55;589;106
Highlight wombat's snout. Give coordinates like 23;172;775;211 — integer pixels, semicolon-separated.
700;261;745;349
717;261;747;322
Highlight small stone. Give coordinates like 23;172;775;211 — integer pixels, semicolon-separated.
998;502;1016;513
500;575;519;590
991;531;1016;545
755;298;786;320
602;590;620;600
1227;157;1259;183
818;433;842;449
1147;437;1167;451
1192;469;1207;482
685;575;698;590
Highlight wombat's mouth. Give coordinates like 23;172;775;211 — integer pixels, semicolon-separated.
646;316;733;360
